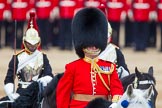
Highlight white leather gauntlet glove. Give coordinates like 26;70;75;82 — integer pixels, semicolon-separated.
109;102;117;108
4;83;20;102
37;76;53;87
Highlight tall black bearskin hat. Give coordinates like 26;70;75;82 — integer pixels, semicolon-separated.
72;7;108;58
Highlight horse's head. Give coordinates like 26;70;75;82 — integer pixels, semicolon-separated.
118;84;153;108
135;66;156;89
134;67;157;108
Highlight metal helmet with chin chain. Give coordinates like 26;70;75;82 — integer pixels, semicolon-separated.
23;11;40;49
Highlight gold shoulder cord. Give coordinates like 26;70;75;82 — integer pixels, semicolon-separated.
84;57;114;91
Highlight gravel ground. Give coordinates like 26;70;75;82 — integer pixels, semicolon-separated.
0;47;162;107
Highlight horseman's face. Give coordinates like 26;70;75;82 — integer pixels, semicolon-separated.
24;41;39;53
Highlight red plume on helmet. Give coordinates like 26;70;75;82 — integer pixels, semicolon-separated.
27;12;39;32
22;11;41;50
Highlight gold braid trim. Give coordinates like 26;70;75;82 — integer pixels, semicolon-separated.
83;56;114;91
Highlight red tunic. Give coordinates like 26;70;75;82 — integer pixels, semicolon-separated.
56;58;124;108
35;0;52;19
133;0;154;21
59;0;76;19
11;0;29;20
158;0;162;22
107;0;126;21
84;0;100;8
0;0;8;20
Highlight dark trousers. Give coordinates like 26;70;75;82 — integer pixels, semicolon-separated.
4;20;14;47
49;19;60;46
37;19;50;49
12;21;25;49
109;21;120;47
148;21;157;47
133;21;149;51
125;17;134;47
0;21;2;48
160;23;162;51
59;18;73;50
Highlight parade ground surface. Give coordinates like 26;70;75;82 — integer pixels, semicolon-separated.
0;47;162;107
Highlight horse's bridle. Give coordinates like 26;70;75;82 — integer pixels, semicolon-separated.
133;76;155;89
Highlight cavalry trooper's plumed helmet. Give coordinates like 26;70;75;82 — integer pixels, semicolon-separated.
72;7;108;58
23;12;40;47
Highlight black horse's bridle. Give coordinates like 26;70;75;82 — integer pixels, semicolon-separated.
132;76;155;89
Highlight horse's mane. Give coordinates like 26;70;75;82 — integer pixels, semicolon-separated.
120;73;135;91
15;81;39;108
43;73;64;96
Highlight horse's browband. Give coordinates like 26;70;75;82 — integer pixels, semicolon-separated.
138;80;155;85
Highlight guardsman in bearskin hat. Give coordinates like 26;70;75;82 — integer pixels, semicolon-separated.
132;0;156;51
2;12;53;104
0;0;12;48
56;7;124;108
106;0;126;47
58;0;76;50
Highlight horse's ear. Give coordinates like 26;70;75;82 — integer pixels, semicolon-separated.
126;84;134;98
148;66;153;76
135;67;141;78
135;67;139;73
143;85;153;99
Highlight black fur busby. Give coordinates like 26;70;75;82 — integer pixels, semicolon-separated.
72;7;108;58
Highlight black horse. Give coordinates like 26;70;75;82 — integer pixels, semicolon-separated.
0;81;40;108
0;73;63;108
41;73;64;108
120;66;158;108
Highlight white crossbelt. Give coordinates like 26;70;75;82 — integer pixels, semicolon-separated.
18;81;32;88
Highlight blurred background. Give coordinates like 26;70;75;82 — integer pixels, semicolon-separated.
0;0;162;107
0;0;162;51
